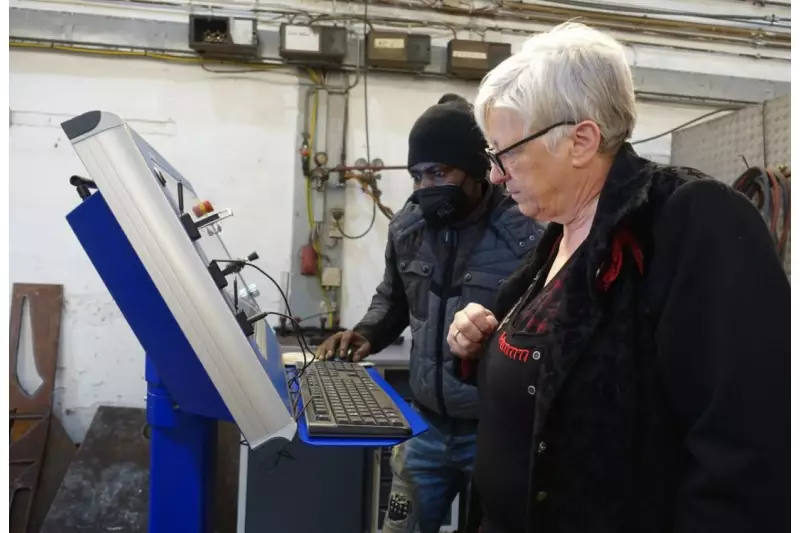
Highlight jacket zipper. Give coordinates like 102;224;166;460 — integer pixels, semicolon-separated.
435;228;457;417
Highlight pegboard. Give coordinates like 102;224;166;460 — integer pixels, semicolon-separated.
764;94;791;168
671;96;791;278
670;106;764;184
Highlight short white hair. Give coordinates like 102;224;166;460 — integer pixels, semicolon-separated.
474;22;637;153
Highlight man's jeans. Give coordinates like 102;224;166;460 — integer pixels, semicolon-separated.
382;409;477;533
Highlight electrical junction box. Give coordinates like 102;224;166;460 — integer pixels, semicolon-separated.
366;31;431;71
279;24;348;66
189;15;259;58
446;40;511;79
321;267;342;288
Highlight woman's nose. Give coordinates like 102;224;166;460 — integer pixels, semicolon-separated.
489;164;507;185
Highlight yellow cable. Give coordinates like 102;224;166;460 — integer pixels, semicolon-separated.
303;76;335;328
17;40;338;327
10;40;285;69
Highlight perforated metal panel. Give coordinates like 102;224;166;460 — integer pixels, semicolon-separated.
671;96;791;278
764;94;792;168
670;106;764;185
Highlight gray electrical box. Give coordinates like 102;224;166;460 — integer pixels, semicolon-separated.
366;31;431;71
446;40;511;79
279;24;347;66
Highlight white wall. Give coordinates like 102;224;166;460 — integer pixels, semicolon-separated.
338;75;717;325
4;48;743;441
10;50;300;440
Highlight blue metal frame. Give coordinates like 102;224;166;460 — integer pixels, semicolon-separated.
146;358;216;533
67;191;227;533
67;192;232;421
66;189;430;533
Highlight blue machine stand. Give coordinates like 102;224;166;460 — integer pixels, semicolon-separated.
61;107;426;533
67;189;427;533
146;357;216;533
68;191;232;533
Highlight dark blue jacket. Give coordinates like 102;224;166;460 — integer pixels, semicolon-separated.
354;184;545;419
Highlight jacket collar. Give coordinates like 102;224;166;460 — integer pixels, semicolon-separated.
453;180;497;228
392;182;508;240
529;143;655;291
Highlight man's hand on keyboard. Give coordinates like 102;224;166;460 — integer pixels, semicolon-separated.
316;330;371;362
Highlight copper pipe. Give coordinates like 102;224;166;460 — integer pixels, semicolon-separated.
331;164;408;172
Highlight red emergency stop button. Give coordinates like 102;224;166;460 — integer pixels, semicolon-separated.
192;200;214;217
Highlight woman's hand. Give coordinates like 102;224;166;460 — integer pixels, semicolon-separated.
448;303;499;359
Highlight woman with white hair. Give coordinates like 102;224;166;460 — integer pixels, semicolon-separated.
447;22;789;533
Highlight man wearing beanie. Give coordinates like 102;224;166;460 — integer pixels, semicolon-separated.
317;94;545;533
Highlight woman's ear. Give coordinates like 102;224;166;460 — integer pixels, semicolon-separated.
570;120;603;168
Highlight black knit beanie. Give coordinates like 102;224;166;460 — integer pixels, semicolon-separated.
407;94;489;181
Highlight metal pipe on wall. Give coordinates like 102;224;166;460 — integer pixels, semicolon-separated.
14;0;791;50
6;39;777;108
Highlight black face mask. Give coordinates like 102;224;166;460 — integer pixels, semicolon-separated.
412;185;468;227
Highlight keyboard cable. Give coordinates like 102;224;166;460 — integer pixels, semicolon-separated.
210;259;319;469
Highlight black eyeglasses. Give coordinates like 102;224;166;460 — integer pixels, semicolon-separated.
485;121;577;175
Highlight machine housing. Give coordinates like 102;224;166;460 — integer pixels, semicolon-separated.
61;111;296;450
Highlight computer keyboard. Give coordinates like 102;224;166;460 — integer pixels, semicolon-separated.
298;361;412;438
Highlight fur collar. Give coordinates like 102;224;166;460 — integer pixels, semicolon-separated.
497;143;656;313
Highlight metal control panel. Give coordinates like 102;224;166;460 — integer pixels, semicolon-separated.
62;111;297;449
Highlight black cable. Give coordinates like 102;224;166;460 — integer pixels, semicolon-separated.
363;0;372;165
630;108;739;145
298;311;336;323
340;18;381;243
210;260;318;378
535;0;791;26
262;311;316;358
238;435;298;470
216;263;328;467
335;199;377;239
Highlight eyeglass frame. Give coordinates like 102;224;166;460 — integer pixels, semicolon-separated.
485;121;577;176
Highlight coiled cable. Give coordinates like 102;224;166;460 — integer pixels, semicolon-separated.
732;165;791;262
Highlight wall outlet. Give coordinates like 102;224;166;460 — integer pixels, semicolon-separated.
321;267;342;288
329;222;343;239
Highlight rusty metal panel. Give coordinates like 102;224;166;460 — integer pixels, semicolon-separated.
29;415;75;533
9;283;64;533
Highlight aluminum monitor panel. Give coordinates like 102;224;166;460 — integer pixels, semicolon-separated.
61;111;296;449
